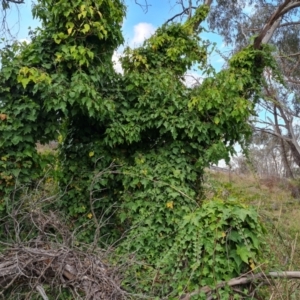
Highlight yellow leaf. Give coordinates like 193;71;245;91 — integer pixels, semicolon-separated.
87;213;93;219
66;21;74;35
0;113;7;121
54;37;61;44
221;231;226;238
55;53;63;62
166;201;174;209
88;6;94;15
214;117;220;125
89;151;94;157
19;77;30;89
70;46;76;53
19;66;29;75
81;23;90;34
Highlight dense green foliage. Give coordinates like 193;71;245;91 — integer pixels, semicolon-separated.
119;197;266;298
0;0;277;298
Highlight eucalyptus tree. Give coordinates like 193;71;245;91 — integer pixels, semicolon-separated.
241;1;300;176
185;0;300;177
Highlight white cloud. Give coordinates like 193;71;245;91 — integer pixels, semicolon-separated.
130;22;156;47
112;23;155;74
19;38;31;44
112;51;123;74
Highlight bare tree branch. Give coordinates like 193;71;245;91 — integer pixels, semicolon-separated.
180;271;300;300
134;0;150;13
164;6;197;24
254;0;300;48
36;285;49;300
4;0;24;3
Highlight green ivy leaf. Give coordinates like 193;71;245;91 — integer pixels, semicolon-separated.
236;245;251;264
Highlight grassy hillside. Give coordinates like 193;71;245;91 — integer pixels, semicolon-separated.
204;169;300;299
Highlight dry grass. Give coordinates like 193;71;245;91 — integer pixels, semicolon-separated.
36;142;58;154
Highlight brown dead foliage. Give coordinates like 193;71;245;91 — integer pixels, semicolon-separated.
0;245;125;299
0;208;127;300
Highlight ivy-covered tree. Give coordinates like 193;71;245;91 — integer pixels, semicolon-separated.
0;0;287;298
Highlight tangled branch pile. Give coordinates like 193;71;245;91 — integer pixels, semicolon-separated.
0;246;125;299
0;208;127;300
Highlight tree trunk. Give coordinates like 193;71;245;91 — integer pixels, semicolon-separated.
276;104;300;169
274;105;294;178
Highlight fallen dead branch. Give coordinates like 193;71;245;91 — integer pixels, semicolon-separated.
179;271;300;300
